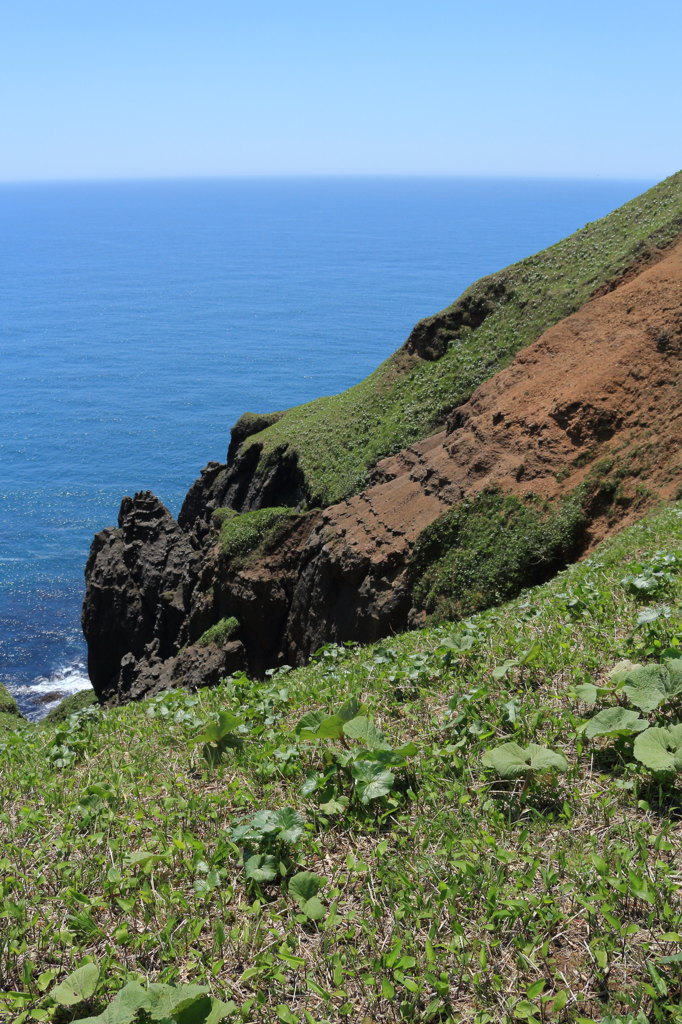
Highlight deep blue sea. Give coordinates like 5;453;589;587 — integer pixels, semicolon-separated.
0;177;652;717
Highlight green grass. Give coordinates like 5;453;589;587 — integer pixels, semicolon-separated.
42;688;97;723
3;503;682;1023
217;506;305;562
197;616;240;647
237;172;682;508
0;681;22;718
410;487;588;621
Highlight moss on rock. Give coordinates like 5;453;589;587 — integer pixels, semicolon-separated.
197;616;240;647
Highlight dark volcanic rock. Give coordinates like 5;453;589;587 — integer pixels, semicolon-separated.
82;491;201;702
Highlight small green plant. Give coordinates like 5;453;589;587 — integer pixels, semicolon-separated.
230;808;306;882
45;705;100;767
296;700;416;810
191;709;244;766
481;742;568;779
287;870;327;921
621;551;682;601
582;707;648;739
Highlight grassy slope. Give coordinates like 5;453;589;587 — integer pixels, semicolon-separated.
238;172;682;508
2;503;682;1023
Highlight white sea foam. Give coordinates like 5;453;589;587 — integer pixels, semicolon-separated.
14;661;93;720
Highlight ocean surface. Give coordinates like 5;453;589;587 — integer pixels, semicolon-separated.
0;176;653;717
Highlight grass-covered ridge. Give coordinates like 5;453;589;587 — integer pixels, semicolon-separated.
239;172;682;507
2;503;682;1023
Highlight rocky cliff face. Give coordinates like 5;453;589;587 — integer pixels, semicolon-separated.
82;237;682;706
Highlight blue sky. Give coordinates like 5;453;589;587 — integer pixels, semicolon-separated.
1;0;680;182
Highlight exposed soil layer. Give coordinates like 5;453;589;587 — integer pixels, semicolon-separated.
83;239;682;702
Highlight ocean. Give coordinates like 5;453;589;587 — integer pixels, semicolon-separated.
0;176;652;717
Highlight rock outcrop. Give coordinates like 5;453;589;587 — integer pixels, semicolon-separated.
82;236;682;705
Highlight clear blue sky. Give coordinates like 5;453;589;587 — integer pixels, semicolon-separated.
1;0;680;182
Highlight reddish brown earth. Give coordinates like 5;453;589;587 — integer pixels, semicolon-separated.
321;236;682;557
83;239;682;701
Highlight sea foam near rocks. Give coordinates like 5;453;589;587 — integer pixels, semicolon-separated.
12;661;93;721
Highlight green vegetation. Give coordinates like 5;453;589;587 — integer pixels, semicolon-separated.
0;681;22;718
43;688;97;723
410;487;588;620
217;506;304;563
0;682;26;738
236;173;682;507
197;616;240;647
3;502;682;1023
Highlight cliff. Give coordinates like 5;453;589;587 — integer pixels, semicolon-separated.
82;173;682;704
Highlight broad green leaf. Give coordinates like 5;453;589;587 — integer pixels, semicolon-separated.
51;964;100;1006
608;659;641;683
356;772;394;802
665;657;682;692
289;871;323;902
71;982;151;1024
295;710;326;734
296;700;363;740
622;664;670;712
636;604;671;626
481;742;568;779
519;642;542;666
574;683;598;703
244;854;278;882
549;990;568;1012
299;714;345;740
342;716;390;750
275;1006;298;1024
634;724;682;772
202;734;242;767
352;760;394;802
229;822;262;843
492;658;518;680
250;810;280;835
318;793;348;815
584;707;649;739
300;772;323;796
301;896;326;921
194;711;243;745
124;851;163;870
272;808;305;844
175;995;236;1023
146;983;209;1021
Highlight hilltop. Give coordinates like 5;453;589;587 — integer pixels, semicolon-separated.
81;173;682;703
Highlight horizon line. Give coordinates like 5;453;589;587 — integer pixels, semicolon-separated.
0;171;666;188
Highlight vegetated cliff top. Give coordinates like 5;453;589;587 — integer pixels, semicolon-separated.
3;503;682;1023
233;171;682;508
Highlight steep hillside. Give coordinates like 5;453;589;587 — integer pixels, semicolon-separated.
185;171;682;514
82;174;682;705
4;504;682;1023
